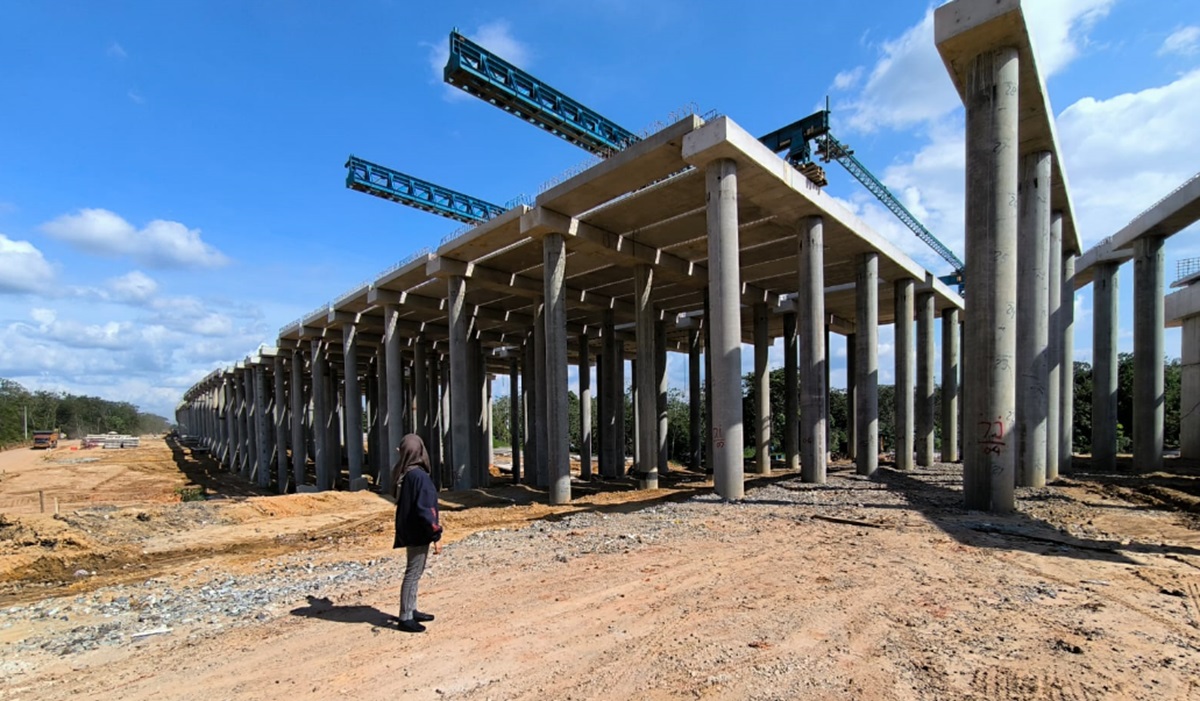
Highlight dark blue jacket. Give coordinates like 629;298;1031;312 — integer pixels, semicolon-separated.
393;468;442;548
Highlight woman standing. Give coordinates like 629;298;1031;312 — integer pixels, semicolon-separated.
392;433;442;633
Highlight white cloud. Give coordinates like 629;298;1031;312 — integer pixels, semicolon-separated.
840;1;1115;134
831;67;863;92
40;208;230;268
1022;0;1115;77
107;270;159;304
107;42;127;59
0;233;55;293
427;20;531;101
127;89;145;105
1159;25;1200;57
1058;68;1200;246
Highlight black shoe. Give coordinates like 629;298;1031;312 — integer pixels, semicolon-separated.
396;618;426;633
413;610;435;622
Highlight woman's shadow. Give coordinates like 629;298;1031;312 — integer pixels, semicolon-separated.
290;595;397;627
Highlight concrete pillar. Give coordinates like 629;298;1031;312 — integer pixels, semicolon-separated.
1092;262;1118;471
578;333;592;480
244;366;257;481
1047;211;1063;479
374;348;388;483
846;333;857;461
1016;151;1052;487
962;47;1020;513
688;326;702;470
917;290;936;467
544;234;571;504
438;356;451;488
798;226;828;481
231;371;244;473
414;337;430;449
273;355;288;493
1060;253;1076;471
1181;316;1200;459
894;279;915;470
634;264;659;489
342;324;363;490
616;341;626;474
470;339;485;485
706;158;745;500
383;304;405;489
600;312;616;478
365;358;378;481
631;358;639;468
783;311;799;472
533;297;550;489
941;309;960;462
856;252;879;476
754;302;771;474
223;375;234;468
510;356;522;483
290;354;306;487
447;276;473;490
1134;236;1165;472
430;352;444;489
485;374;494;478
656;321;668;476
253;363;271;488
311;340;329;490
704;291;715;474
523;337;537;485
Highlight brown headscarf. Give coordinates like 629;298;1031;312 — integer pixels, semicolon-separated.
391;433;431;497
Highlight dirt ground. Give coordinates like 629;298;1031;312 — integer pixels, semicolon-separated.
1;438;1199;700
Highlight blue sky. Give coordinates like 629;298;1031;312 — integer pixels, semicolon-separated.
1;0;1198;419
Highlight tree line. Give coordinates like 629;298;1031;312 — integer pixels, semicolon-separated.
0;378;172;448
490;353;1184;464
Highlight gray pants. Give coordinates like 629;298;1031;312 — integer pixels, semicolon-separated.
399;544;429;621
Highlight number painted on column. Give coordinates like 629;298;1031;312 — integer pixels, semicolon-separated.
979;418;1006;455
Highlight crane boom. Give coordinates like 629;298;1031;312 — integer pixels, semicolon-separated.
443;30;639;156
345;155;505;225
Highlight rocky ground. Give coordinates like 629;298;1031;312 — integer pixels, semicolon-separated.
1;440;1199;699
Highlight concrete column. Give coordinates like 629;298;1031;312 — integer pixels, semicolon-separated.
273;355;288;493
941;309;960;462
754;302;771;474
342;324;363;490
688;326;702;470
429;352;444;488
616;339;626;474
856;252;879;476
510;356;522;483
254;363;271;488
447;276;473;490
706;158;744;500
374;347;388;482
846;333;857;461
1046;211;1063;479
1181;316;1200;459
799;217;827;483
656;321;668;476
311;340;329;490
704;291;714;474
244;366;257;481
600;312;616;478
595;351;607;476
231;371;244;473
365;358;378;482
917;290;935;467
631;358;640;467
533;297;550;489
222;375;234;468
485;374;494;479
523;337;537;484
783;311;799;472
894;279;915;470
634;264;659;489
1134;236;1165;472
543;232;571;503
962;47;1020;513
414;337;430;449
1016;151;1052;487
1092;261;1119;471
383;304;405;489
578;333;592;480
438;356;451;488
1060;253;1076;471
327;365;341;487
470;339;485;486
290;354;306;487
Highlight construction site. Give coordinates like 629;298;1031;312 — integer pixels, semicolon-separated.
3;0;1200;698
